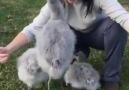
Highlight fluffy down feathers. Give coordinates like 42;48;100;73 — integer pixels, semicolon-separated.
17;48;48;88
34;20;76;79
31;0;76;79
64;61;100;90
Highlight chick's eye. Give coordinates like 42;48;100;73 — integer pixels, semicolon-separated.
56;60;61;65
80;67;83;71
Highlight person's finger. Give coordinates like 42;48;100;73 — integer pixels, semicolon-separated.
0;54;8;57
0;56;8;61
0;57;8;63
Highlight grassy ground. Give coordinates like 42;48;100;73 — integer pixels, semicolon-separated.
0;0;129;90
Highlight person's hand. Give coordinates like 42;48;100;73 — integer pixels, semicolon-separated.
0;47;10;63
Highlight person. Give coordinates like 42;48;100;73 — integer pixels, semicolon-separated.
0;0;129;90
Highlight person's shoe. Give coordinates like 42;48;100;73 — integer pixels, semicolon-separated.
103;82;119;90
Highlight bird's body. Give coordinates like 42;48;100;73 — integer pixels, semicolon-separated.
17;48;48;89
64;61;100;90
32;0;76;79
35;18;75;80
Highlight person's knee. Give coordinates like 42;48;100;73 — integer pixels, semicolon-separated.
103;18;128;40
105;21;128;43
113;22;128;37
114;24;128;43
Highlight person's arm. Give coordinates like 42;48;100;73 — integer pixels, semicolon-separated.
21;3;50;42
99;0;129;32
6;32;29;54
0;3;50;63
0;32;28;63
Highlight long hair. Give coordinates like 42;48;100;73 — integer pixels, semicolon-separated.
82;0;94;17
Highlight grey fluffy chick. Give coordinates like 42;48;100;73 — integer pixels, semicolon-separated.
32;0;76;80
64;61;100;90
17;48;49;90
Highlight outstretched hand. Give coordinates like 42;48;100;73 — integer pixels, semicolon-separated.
0;47;10;63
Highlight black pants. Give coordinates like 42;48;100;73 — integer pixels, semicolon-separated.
70;17;128;83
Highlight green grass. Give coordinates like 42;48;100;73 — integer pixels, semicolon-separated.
0;0;129;90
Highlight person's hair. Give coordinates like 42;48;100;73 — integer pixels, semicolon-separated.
82;0;94;17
